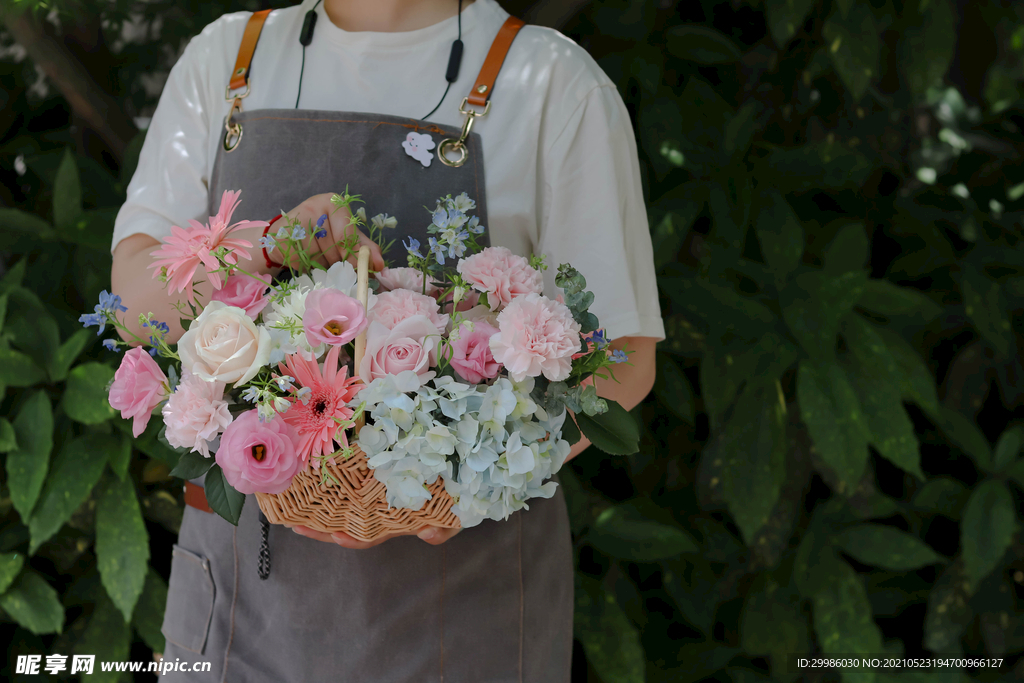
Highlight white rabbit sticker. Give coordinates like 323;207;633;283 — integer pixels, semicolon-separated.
402;132;435;168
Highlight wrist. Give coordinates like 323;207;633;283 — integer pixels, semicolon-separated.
261;213;285;271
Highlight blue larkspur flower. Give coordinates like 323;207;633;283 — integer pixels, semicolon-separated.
452;192;476;212
296;386;312;405
447;230;469;259
317;214;328;228
610;349;628;363
241;386;260;403
428;237;446;265
79;312;106;334
314;229;327;239
260;234;277;251
276;375;295;391
102;338;118;351
291;226;307;241
405;237;423;258
97;290;127;314
148;347;158;357
467;216;483;234
276;226;291;240
432;206;451;229
591;329;609;350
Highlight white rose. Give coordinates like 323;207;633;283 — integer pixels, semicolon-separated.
179;300;271;386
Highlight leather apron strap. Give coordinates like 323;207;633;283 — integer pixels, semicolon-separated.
229;8;272;94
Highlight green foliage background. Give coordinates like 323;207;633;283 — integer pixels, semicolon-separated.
1;0;1024;681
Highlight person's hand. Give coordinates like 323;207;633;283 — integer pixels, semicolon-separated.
283;523;462;549
260;193;385;272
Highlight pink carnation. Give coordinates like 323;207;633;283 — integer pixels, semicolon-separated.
446;320;501;383
210;273;270;318
108;347;169;437
457;246;544;311
370;289;449;334
488;293;582;382
375;267;439;296
215;410;301;494
303;288;368;347
162;370;233;457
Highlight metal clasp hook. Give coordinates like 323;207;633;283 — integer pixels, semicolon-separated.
438;97;491;168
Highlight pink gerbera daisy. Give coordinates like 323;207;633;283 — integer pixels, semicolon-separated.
148;190;267;305
277;344;363;468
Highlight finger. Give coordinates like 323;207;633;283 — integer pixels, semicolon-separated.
291;525;337;544
417;527;462;545
354;230;386;272
329;529;408;549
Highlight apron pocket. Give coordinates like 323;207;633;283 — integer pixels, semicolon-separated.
161;544;216;655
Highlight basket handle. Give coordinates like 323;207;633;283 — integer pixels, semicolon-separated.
352;245;371;432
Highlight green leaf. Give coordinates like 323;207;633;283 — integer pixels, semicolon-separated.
650;212;690;272
856;279;942;320
560;410;581;446
720;385;786;543
5;287;60;376
168;449;216;480
0;209;59;252
589;501;699;561
574;576;645;683
765;0;816;47
823;2;880;100
75;591;131;683
841;315;925;480
96;474;150;622
0;552;25;594
1007;459;1024;490
875;328;939;418
924;561;974;654
913;477;970;519
575;400;640;455
204;464;246;525
28;433;112;553
960;480;1016;588
961;266;1013;358
661;558;720;635
53;147;83;232
0;568;64;634
6;390;54;519
665;25;742;64
0;257;27;295
50;329;94;383
811;559;884;683
755;190;804;283
836;524;944;570
900;0;956;101
108;431;133;480
782;270;867;360
0;417;17;452
798;361;870;494
63;362;117;424
0;346;47;387
740;574;810;675
761;140;874;192
937;407;993;472
993;425;1022;472
823;223;869;275
653;353;694;423
132;568;168;653
724;101;758;160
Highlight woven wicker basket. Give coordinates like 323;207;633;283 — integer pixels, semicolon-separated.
254;246;461;541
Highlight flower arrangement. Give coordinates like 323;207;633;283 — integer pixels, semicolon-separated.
88;189;639;530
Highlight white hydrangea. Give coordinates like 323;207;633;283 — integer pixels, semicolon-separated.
349;374;571;526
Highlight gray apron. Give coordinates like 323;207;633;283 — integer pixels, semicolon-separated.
158;54;573;683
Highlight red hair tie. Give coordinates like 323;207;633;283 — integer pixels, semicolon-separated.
262;214;283;269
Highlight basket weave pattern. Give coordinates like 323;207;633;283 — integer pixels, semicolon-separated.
252;246;461;542
254;445;460;542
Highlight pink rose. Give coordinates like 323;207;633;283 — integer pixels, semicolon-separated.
215;409;301;494
456;246;544;311
162;370;233;457
108;347;169;437
370;289;449;335
210;273;270;318
375;267;439;296
303;288;368;347
446;320;501;383
488;293;582;382
359;316;440;383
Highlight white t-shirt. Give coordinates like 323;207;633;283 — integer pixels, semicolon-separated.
112;0;665;341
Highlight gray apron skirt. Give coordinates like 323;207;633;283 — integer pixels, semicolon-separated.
158;20;574;683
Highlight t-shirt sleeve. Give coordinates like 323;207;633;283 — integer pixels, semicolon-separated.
110;33;214;254
536;83;665;342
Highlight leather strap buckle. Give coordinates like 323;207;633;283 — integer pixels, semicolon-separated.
439;97;491;168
